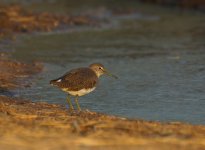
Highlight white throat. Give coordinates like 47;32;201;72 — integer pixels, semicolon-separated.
95;71;103;78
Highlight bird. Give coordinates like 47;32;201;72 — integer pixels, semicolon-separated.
50;63;118;111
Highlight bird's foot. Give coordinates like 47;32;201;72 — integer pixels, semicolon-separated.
67;107;75;113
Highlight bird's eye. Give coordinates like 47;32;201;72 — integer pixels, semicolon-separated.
99;67;102;70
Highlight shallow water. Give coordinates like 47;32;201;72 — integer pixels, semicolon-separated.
10;1;205;124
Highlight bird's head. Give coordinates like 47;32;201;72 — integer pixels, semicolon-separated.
89;63;118;79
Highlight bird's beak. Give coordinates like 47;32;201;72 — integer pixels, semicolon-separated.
103;69;118;79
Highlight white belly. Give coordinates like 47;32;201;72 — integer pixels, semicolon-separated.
62;87;96;96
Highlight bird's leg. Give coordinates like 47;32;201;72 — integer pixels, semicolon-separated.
67;94;74;110
75;96;81;111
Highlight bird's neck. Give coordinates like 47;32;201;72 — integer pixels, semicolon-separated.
95;72;102;78
90;68;102;78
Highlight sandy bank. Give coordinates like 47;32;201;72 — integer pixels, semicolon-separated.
0;95;205;150
0;53;42;90
0;4;97;39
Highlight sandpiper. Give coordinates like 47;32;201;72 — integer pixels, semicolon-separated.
50;63;117;111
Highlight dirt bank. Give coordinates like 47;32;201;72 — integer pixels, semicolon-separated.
0;4;97;39
0;53;42;90
0;96;205;150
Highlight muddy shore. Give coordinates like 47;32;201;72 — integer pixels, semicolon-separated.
0;3;205;150
1;95;205;150
0;4;97;39
0;53;42;90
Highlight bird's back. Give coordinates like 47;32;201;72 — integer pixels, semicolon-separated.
50;67;98;91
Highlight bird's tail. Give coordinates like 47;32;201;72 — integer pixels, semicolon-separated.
50;79;56;86
50;78;61;86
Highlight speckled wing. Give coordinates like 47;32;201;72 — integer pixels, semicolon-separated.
51;67;98;91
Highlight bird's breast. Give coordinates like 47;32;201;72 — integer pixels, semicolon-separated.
62;87;96;96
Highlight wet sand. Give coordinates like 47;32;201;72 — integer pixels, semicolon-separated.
0;3;205;150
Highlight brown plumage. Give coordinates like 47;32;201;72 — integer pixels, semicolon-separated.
50;67;98;91
50;63;117;111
